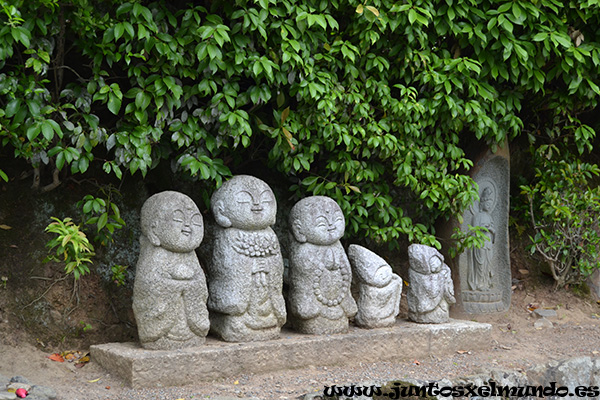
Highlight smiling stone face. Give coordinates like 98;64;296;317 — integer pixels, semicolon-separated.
141;191;204;252
211;175;277;230
290;196;345;246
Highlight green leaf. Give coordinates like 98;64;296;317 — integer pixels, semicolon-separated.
107;93;122;115
26;123;41;141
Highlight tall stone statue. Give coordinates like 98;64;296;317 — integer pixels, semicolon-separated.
207;175;286;342
288;196;357;334
132;191;209;350
407;244;455;324
452;146;511;314
469;185;496;291
348;245;402;328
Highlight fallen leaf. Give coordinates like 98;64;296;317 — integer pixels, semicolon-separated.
592;351;599;355
0;224;12;230
10;245;17;248
75;353;90;368
457;350;469;354
413;360;420;365
105;386;110;390
234;380;239;385
518;269;529;275
48;353;64;362
88;378;101;383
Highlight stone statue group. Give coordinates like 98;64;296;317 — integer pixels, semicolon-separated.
132;175;456;350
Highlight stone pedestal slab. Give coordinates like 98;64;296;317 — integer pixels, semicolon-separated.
91;319;491;388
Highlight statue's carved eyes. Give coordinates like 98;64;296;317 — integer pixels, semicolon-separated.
173;210;185;223
235;191;253;204
191;213;202;226
260;190;273;204
316;216;328;228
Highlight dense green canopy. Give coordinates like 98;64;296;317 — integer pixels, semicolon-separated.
1;0;599;250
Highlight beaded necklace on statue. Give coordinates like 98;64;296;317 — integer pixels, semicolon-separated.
313;248;351;307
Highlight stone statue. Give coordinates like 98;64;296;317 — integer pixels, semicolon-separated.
348;245;402;328
288;196;357;334
132;191;209;350
407;244;455;324
207;175;286;342
469;185;496;291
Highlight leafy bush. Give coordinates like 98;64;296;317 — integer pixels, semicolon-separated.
77;185;126;245
520;145;600;288
2;0;599;249
44;217;95;280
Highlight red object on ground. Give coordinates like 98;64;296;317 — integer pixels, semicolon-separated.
15;388;27;398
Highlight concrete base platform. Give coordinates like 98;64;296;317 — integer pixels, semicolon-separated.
91;319;491;388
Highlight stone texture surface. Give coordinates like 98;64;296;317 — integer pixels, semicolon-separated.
587;269;600;301
132;191;209;350
0;376;56;400
534;317;554;329
407;244;455;324
207;175;286;342
533;308;558;319
455;145;511;314
287;196;357;334
90;319;492;388
347;244;402;328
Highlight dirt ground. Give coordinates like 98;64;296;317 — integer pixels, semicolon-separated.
1;275;599;400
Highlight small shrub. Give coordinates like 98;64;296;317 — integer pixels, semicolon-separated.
44;217;95;281
110;264;128;287
520;145;600;288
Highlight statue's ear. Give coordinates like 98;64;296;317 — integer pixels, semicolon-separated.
291;219;307;243
148;221;161;246
213;200;232;228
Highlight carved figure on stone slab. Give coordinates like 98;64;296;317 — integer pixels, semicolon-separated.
288;196;357;334
133;191;209;350
407;244;455;324
469;183;497;291
208;175;286;342
348;245;402;328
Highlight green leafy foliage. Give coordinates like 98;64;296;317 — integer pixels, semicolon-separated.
520;145;600;288
44;217;95;281
77;185;126;245
2;0;599;250
110;264;128;287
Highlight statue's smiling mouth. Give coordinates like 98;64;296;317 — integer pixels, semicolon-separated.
181;227;192;236
251;206;263;213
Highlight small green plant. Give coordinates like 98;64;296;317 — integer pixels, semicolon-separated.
44;217;95;281
1;276;7;289
111;264;128;287
79;321;92;333
77;185;126;246
520;145;600;288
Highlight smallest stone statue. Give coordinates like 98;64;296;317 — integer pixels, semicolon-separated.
132;191;209;350
348;245;402;328
407;244;456;324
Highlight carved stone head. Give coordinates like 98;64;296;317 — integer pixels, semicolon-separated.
479;186;494;212
141;191;204;252
348;244;393;287
289;196;345;246
211;175;277;230
408;243;444;275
